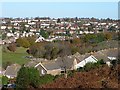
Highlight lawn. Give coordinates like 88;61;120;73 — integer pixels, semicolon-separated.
2;47;31;66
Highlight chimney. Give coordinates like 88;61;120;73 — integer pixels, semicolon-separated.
73;58;77;70
90;51;94;55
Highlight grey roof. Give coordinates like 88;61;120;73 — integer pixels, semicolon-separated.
24;61;37;67
5;64;21;77
101;48;119;59
84;53;91;59
42;61;61;70
56;56;74;69
92;51;109;62
42;56;76;70
72;52;86;62
24;58;48;67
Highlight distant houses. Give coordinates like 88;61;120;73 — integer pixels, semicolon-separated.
1;17;119;45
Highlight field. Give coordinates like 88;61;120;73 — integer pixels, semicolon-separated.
2;46;30;67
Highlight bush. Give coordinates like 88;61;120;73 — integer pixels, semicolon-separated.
7;43;16;52
16;66;40;89
67;70;75;77
84;62;95;71
98;59;105;65
77;67;85;72
2;76;8;85
84;60;105;72
16;37;30;48
39;74;55;85
40;29;49;39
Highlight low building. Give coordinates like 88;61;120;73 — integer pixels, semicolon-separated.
4;64;21;79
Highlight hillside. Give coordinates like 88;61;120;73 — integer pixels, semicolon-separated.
41;65;118;88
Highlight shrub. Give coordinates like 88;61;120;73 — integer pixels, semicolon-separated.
84;60;105;72
77;67;85;72
16;37;30;48
67;70;75;77
84;62;95;71
39;74;55;85
7;43;16;52
16;66;40;89
2;76;8;85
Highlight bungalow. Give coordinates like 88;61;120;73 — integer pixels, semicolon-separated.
25;56;78;76
100;48;119;66
92;50;110;66
4;64;21;79
91;48;119;67
75;54;98;68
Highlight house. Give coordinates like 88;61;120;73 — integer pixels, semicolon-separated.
25;56;78;76
1;26;6;30
101;48;118;60
92;48;119;67
75;55;98;68
101;48;118;66
92;51;109;61
4;64;21;79
35;36;45;42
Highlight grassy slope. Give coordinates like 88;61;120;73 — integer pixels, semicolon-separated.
2;47;30;65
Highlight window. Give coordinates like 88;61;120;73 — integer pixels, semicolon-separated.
41;69;45;75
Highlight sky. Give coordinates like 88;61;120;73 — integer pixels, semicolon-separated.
1;2;118;19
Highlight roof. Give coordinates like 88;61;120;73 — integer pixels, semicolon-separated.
101;48;119;58
4;64;21;77
42;61;61;70
24;61;37;67
56;56;75;69
42;56;76;70
24;58;48;67
92;51;109;62
72;52;85;62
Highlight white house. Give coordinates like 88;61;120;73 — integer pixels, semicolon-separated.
1;26;6;29
7;33;14;37
75;55;98;68
35;36;45;42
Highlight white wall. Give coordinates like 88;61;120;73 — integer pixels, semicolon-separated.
76;55;98;68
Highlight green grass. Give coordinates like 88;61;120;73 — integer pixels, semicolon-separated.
2;47;30;66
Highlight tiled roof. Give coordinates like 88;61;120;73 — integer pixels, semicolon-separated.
4;64;21;77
